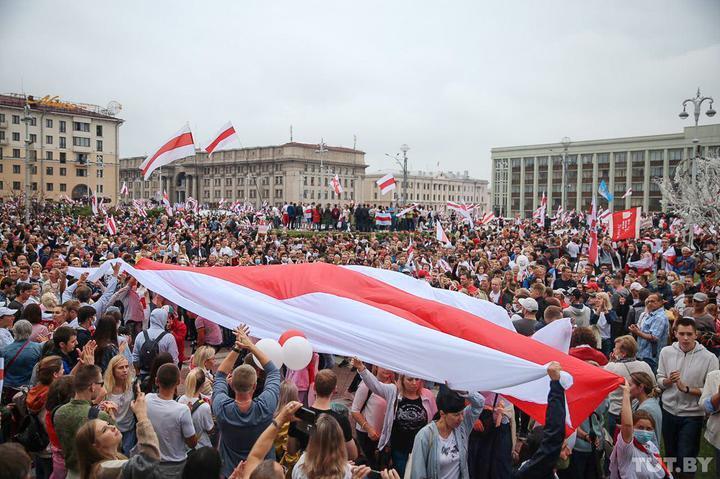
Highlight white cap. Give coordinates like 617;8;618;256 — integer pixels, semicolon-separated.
518;297;539;312
0;307;18;317
629;282;643;292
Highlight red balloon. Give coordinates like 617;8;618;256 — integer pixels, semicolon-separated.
279;329;306;346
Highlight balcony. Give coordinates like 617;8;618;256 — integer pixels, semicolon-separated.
0;121;7;129
0;138;7;146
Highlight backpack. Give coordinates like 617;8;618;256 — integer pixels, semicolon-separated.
138;330;168;372
14;412;48;452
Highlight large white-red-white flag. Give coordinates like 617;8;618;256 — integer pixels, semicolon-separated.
609;207;642;241
141;124;195;180
69;259;623;431
205;122;240;156
331;174;343;195
120;182;129;197
436;221;451;246
376;173;397;195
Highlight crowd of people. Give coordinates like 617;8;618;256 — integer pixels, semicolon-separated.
0;197;718;479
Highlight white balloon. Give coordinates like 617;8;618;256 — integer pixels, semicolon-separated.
253;338;284;370
282;336;313;370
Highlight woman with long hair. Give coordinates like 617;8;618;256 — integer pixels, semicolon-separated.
192;345;216;398
94;315;120;374
275;381;300;467
177;368;215;449
75;391;161;479
293;414;349;479
104;355;137;455
350;357;437;477
590;292;617;357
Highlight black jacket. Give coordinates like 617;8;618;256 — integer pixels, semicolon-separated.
513;380;566;479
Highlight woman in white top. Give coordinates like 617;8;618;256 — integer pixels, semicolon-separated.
104;355;137;455
609;379;668;478
177;368;215;449
590;292;617;357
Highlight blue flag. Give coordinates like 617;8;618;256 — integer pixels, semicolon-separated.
599;180;614;202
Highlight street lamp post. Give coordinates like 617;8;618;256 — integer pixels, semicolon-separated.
560;136;571;213
679;88;715;247
385;144;410;205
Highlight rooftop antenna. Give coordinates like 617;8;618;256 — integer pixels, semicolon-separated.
353;134;357;150
290;125;293;142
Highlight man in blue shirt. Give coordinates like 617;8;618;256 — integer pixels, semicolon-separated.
212;325;280;478
674;247;697;277
629;293;669;374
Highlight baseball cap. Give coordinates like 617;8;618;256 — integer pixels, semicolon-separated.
693;292;709;302
518;297;539;312
0;307;18;317
629;282;643;292
553;289;567;296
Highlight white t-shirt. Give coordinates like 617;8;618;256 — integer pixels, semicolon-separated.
145;393;196;462
177;395;214;449
609;434;666;479
438;432;461;479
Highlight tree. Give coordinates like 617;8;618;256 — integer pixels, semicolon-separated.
657;154;720;244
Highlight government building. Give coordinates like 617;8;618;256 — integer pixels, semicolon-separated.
119;142;367;205
0;93;123;202
491;124;720;217
362;170;490;212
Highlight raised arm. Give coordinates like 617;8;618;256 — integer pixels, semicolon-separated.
241;402;302;478
351;357;396;401
619;379;633;444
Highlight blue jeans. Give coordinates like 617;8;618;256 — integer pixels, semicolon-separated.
661;410;703;473
392;450;409;477
121;428;138;456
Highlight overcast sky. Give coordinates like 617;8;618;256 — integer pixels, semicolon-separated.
2;0;719;180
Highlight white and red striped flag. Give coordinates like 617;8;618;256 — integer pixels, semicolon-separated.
141;124;195;180
588;199;599;266
331;174;343;195
91;189;99;216
480;211;496;225
105;215;117;235
376;173;397;195
436;221;451;246
539;192;547;225
68;259;624;431
621;188;633;199
204;121;239;156
162;191;173;216
374;211;392;226
120;181;129;197
447;201;473;222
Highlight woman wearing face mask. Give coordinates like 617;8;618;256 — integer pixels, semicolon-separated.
351;358;437;477
409;388;484;479
609;380;667;478
628;372;662;445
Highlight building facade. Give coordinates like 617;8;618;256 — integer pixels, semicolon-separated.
362;170;490;212
491;124;720;217
0;93;123;202
119;142;367;206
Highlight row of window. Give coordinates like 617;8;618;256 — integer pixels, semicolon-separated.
0;131;103;151
504;148;716;170
0;114;103;136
